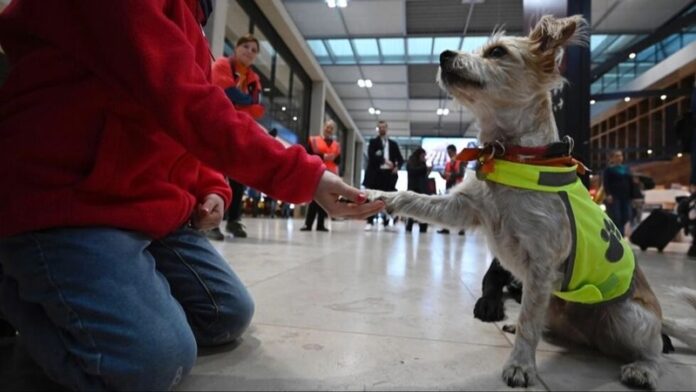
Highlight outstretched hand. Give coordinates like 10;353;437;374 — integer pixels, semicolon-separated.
313;171;384;219
192;193;225;231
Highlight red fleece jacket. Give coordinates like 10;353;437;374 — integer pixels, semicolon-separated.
0;0;324;239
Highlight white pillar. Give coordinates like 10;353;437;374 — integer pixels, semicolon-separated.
204;0;229;58
343;129;356;185
309;81;326;137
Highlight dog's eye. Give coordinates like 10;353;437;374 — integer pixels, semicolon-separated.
486;46;508;59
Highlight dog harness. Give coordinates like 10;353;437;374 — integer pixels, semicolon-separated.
471;156;635;305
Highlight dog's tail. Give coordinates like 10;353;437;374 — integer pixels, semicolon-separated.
662;287;696;349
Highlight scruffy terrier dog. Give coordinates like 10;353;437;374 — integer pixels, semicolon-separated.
367;15;696;389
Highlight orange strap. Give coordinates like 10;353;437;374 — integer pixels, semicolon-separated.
455;145;588;175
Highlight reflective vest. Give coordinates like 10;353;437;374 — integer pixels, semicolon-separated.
483;159;635;305
310;136;341;174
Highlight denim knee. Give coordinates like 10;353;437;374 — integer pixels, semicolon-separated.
194;290;255;346
106;320;197;391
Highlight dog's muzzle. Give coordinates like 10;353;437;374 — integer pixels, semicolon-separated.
438;50;484;89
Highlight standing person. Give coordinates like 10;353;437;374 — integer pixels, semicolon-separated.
208;33;266;240
438;144;465;235
405;148;431;233
301;120;341;232
603;149;633;235
363;120;404;231
0;1;384;390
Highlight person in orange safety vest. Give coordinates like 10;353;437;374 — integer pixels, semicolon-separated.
301;120;341;232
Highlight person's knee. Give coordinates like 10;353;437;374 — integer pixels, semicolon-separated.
194;289;255;346
105;321;197;391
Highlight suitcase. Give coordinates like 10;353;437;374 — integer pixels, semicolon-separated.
629;209;681;252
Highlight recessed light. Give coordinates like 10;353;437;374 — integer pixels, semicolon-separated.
293;116;298;121
442;108;450;116
624;97;631;102
660;94;667;100
678;153;683;158
357;79;365;88
368;107;375;114
337;0;347;7
281;106;286;111
364;79;373;88
628;52;636;60
326;0;337;8
647;149;653;155
375;109;381;115
590;99;596;105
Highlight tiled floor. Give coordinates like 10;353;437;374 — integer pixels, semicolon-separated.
179;218;696;391
2;217;696;391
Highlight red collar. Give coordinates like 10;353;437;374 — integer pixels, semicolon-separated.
455;138;588;175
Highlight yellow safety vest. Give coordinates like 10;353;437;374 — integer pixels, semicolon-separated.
484;159;635;305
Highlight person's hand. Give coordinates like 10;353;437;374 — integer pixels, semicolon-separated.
191;193;225;231
384;159;394;169
313;171;384;219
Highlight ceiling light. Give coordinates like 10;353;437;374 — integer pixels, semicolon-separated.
624;97;631;102
442;108;450;116
628;52;636;59
281;106;286;111
647;149;653;155
263;88;271;92
357;79;365;88
364;79;373;88
436;108;450;116
678;153;683;158
436;108;443;115
660;94;667;100
336;0;348;7
368;107;375;114
293;116;298;121
325;0;337;8
375;109;381;115
590;99;596;105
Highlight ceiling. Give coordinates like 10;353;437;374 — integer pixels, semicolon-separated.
282;0;694;138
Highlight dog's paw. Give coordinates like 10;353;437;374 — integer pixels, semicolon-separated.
501;361;537;388
474;296;505;322
620;362;657;390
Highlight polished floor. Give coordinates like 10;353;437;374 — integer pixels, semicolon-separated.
180;217;696;391
2;217;696;390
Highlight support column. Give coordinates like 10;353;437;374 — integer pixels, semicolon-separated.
523;0;592;170
343;130;356;185
309;81;326;137
354;141;364;188
204;0;229;58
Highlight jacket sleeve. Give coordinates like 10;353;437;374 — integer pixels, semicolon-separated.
393;142;405;169
195;164;232;208
367;139;383;168
32;0;323;203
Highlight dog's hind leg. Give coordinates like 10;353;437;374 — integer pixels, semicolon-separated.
365;190;483;230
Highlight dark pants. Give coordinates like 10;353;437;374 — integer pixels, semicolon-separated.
304;201;327;229
366;169;397;225
606;198;632;235
226;179;245;222
0;227;254;390
405;219;428;233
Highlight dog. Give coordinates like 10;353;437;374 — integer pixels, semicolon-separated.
366;15;696;389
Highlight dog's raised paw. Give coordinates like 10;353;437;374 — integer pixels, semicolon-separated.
620;362;657;390
474;296;505;322
501;362;536;388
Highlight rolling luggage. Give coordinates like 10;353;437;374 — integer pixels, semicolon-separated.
629;209;681;252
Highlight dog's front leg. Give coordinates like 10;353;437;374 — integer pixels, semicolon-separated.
365;190;481;229
501;262;553;388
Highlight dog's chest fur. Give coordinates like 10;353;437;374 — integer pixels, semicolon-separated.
458;177;572;285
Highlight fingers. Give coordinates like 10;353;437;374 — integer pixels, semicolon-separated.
320;199;385;219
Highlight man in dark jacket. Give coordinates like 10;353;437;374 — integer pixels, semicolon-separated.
362;120;404;230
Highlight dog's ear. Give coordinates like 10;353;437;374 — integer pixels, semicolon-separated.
528;15;588;72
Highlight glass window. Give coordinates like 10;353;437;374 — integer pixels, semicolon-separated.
273;53;292;126
308;39;331;62
253;28;275;90
407;37;432;63
433;37;462;56
326;39;355;63
353;38;380;63
290;73;306;133
379;38;405;63
460;36;488;53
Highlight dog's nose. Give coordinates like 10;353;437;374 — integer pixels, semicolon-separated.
440;50;456;65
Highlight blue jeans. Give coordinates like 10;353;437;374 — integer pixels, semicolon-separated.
0;226;254;390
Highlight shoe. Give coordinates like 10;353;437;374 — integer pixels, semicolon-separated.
364;224;375;231
225;221;248;238
206;227;225;241
437;229;450;234
300;226;311;231
316;226;329;232
688;245;696;258
458;230;465;236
